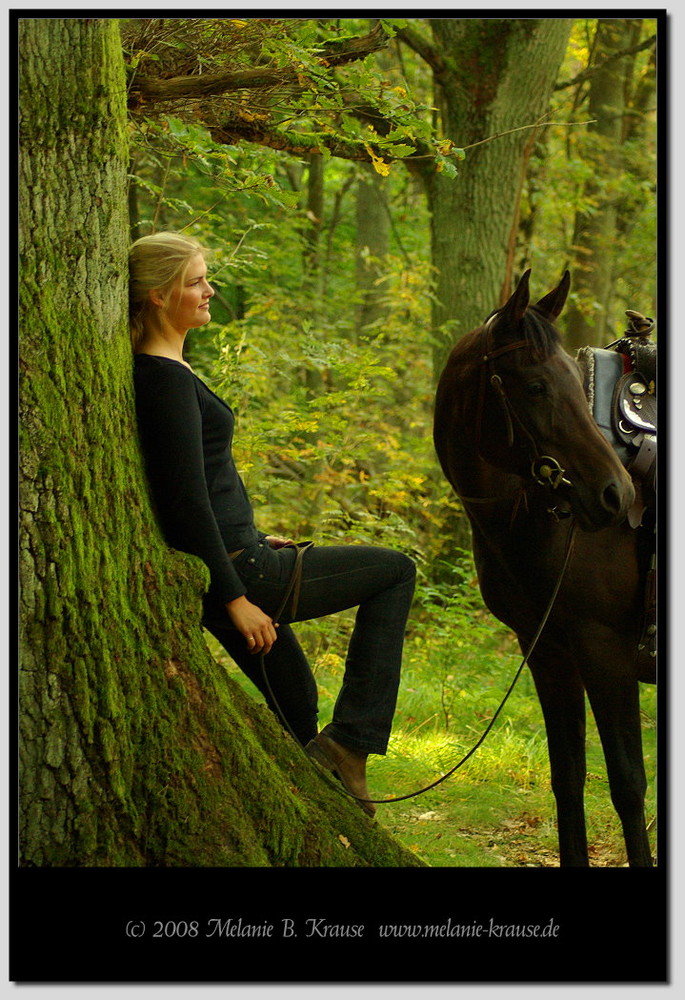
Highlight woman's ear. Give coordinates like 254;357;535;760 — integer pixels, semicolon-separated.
147;287;166;308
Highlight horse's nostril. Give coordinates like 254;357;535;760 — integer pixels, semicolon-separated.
602;481;622;514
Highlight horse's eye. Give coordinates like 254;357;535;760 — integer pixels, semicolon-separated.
526;381;546;397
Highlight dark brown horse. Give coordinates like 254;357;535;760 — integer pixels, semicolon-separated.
433;269;655;867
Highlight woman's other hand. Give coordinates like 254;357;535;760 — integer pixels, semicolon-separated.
225;595;278;655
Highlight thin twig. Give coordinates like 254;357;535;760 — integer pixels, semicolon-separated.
461;118;596;152
405;714;439;739
151;154;173;232
201;224;260;281
179;191;232;233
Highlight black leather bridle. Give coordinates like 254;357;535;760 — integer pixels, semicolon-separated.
471;314;573;505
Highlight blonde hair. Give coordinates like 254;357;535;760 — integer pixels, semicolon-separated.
128;231;208;350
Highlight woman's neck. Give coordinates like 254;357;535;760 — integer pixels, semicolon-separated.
135;328;190;368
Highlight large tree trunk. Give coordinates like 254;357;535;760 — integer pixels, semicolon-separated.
18;17;421;869
425;18;572;371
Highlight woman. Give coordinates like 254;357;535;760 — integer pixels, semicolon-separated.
129;231;416;816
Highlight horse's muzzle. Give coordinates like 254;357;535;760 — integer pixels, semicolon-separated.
575;473;635;531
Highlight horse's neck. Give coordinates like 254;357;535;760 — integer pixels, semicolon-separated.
441;433;521;506
446;435;554;540
462;462;519;502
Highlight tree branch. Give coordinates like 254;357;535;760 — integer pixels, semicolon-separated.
130;65;296;102
127;20;438;174
460;117;596;152
209;121;377;163
395;24;445;77
318;19;390;65
554;33;656;91
129;21;392;105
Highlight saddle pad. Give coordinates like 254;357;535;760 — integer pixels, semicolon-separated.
577;347;631;464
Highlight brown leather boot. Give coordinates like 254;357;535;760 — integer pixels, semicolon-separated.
305;732;376;817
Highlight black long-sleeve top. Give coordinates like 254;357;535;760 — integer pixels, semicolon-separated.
133;354;259;603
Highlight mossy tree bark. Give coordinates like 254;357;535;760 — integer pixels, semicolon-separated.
18;17;423;869
418;18;572;372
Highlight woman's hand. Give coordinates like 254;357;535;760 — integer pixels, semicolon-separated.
265;535;294;548
225;595;278;655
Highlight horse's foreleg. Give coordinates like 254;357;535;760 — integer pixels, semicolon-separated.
583;660;653;868
528;649;589;867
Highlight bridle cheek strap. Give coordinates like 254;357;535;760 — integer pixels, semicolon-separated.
474;331;573;490
489;374;515;447
475;334;530;455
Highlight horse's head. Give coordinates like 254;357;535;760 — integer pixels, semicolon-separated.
437;269;635;531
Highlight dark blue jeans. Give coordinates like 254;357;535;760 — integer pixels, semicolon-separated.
202;540;416;754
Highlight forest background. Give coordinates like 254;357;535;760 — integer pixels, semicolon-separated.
18;15;658;873
126;15;657;866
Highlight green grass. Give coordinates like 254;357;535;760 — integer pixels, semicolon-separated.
205;606;658;868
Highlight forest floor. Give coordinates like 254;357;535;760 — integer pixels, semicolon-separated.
206;621;658;870
377;797;637;868
369;715;657;869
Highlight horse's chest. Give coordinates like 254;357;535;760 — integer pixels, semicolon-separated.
473;527;637;636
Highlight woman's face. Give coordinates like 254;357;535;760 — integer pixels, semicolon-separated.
158;253;215;333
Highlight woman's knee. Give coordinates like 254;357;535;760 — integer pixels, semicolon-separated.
391;549;416;585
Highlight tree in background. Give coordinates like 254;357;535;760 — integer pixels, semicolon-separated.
398;19;573;368
560;19;657;349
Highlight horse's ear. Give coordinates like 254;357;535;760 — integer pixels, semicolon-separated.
500;268;531;324
535;270;571;320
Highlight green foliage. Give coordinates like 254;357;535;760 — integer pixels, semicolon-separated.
122;15;452;206
206;250;443;554
523;18;657;335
